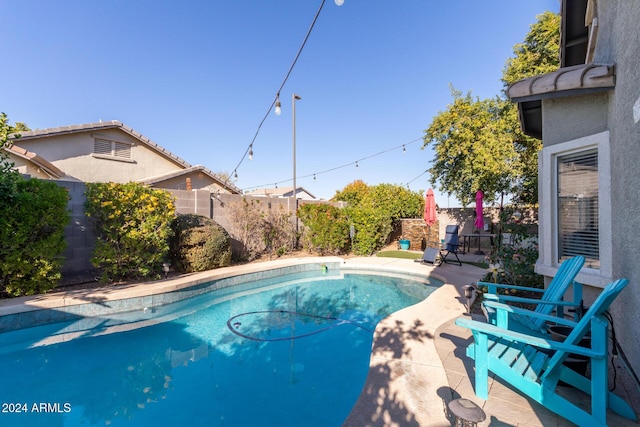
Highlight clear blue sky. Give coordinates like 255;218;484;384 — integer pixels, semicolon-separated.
1;0;559;206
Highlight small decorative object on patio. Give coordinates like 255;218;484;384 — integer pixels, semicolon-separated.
399;239;410;250
462;284;477;315
447;397;486;426
162;262;171;279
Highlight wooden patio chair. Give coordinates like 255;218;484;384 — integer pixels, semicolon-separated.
480;255;585;335
456;278;637;427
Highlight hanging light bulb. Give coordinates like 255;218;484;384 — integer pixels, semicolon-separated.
233;171;238;182
275;183;278;189
313;174;316;181
355;161;359;168
274;95;282;115
403;145;406;154
335;0;344;5
249;145;253;160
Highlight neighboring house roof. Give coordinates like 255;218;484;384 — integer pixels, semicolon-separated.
7;120;241;194
139;165;240;193
12;120;192;169
3;144;66;179
246;186;317;199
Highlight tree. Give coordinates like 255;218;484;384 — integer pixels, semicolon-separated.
0;113;29;204
423;12;560;206
502;11;561;87
331;179;369;205
424;89;518;206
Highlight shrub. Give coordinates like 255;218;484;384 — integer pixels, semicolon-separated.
0;178;70;297
228;198;267;261
170;214;231;273
346;205;393;256
228;198;296;261
262;205;295;259
85;182;175;281
332;182;424;255
481;205;542;292
298;204;350;255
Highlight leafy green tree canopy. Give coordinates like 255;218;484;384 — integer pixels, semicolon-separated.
502;11;561;88
331;179;369;205
424;89;517;207
422;12;560;207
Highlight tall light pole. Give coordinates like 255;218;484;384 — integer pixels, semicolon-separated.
292;93;301;247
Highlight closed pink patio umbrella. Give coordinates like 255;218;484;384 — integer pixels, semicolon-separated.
474;190;484;231
474;190;485;254
424;188;436;226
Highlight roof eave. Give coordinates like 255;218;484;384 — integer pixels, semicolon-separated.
507;63;616;139
507;63;615;102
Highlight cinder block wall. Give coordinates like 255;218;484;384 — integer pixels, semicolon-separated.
58;181;96;276
54;181;537;278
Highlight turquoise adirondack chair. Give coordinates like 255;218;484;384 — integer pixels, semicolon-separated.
456;278;637;427
481;255;585;334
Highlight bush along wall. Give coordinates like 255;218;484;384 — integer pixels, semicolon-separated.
85;182;175;282
0;178;70;297
170;214;231;273
298;204;350;255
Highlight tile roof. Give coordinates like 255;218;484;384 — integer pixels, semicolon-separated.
4;144;65;179
12;120;192;169
139;165;241;194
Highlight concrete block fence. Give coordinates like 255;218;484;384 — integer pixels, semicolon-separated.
53;180;536;279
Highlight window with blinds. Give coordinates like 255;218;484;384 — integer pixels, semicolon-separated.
93;138;132;160
557;149;599;268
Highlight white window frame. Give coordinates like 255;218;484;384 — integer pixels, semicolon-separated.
538;131;612;287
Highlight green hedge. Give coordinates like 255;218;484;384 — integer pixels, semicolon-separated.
0;179;70;297
85;182;175;281
298;204;350;255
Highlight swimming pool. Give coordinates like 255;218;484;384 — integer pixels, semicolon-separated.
0;266;441;426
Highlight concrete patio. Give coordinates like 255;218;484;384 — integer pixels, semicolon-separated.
341;254;640;427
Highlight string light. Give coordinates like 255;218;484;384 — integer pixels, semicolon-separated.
403;145;406;153
234;171;238;182
274;95;282;116
249;145;254;160
221;0;330;192
243;136;424;193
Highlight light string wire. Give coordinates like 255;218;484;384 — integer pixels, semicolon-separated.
222;0;327;191
243;136;428;192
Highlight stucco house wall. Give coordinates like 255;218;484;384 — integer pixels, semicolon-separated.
16;129;185;183
596;0;640;378
542;93;609;146
11;156;54;180
514;0;640;378
8;121;240;195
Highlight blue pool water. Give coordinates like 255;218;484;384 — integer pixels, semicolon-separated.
0;270;440;426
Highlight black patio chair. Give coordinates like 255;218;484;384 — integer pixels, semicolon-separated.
439;225;462;266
